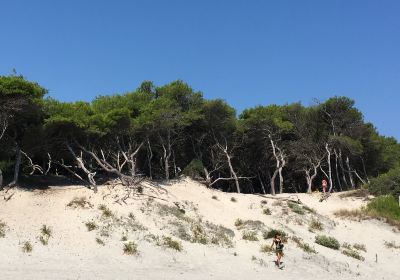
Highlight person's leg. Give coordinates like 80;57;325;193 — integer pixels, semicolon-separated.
277;252;281;266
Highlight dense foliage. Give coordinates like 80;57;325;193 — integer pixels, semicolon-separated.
1;75;399;194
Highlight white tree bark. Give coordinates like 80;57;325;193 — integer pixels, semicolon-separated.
325;143;333;192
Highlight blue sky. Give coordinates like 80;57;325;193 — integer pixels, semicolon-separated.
1;0;399;139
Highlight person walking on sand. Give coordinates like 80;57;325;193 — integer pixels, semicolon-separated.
271;233;284;268
321;179;328;194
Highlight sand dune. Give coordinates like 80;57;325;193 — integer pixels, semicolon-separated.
1;178;399;280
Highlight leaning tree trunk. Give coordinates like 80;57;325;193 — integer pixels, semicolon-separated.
147;138;153;180
278;153;286;194
226;151;240;193
334;150;342;191
270;169;278;195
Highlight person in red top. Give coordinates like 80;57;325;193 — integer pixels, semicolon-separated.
322;179;328;193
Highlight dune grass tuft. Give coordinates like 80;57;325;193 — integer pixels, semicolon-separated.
123;241;138;255
315;235;340;250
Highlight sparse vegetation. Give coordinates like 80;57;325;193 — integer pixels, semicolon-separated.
121;234;128;241
384;240;400;249
262;229;287;242
292;236;317;254
0;220;7;238
309;219;324;232
230;197;237;202
353;243;367;252
260;244;274;254
39;225;52;245
67;197;93;209
123;241;138;255
342;248;365;261
242;231;259;241
260;200;268;205
22;241;33;253
98;204;114;218
288;202;305;215
263;208;271;215
85;221;98;231
162;236;182;251
234;219;264;230
315;235;340;250
234;219;244;227
96;238;105;246
212;195;218;200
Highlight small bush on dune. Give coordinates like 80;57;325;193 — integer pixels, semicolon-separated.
234;219;264;230
234;219;244;227
288;202;305;215
263;208;271;215
22;241;33;253
260;244;274;254
162;236;182;251
262;229;287;242
230;197;237;202
242;231;259;241
98;204;114;218
260;200;268;205
96;238;105;246
309;219;324;232
123;241;138;255
67;197;93;209
315;235;340;250
41;225;52;237
342;248;365;261
292;236;317;254
0;220;7;238
384;241;400;249
212;195;218;200
353;243;367;252
85;221;98;231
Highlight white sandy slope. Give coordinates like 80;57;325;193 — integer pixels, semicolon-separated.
0;178;399;280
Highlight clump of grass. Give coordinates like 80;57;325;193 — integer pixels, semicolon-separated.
230;197;237;202
384;240;400;249
366;195;400;227
353;243;367;252
309;218;324;232
303;205;316;213
342;242;352;250
39;225;52;245
263;208;271;215
85;221;98;231
212;195;218;200
22;241;33;253
0;220;7;238
292;236;317;254
262;229;287;242
334;208;364;220
121;234;128;241
260;244;274;254
123;241;138;255
342;248;365;261
234;219;264;230
162;236;182;251
98;204;114;218
41;225;52;237
288;202;305;215
96;238;105;246
67;196;93;209
260;200;268;205
242;231;259;241
315;235;340;250
234;219;244;227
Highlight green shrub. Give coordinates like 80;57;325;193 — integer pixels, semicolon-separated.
292;236;317;254
309;218;324;231
263;208;271;215
288;202;305;215
366;195;400;222
353;243;367;252
242;231;259;241
367;167;400;197
162;236;182;251
342;248;365;261
315;235;340;250
85;221;98;231
22;241;33;253
262;229;287;242
123;241;138;255
0;220;7;238
182;159;204;178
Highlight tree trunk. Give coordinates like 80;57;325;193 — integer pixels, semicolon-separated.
325;143;333;192
9;144;22;186
147;138;153;179
258;173;266;194
278;153;286;194
346;156;355;189
0;168;3;189
270;169;278;195
334;150;342;191
339;151;348;188
305;170;312;193
226;152;240;193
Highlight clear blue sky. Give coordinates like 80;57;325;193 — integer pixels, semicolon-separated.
1;0;399;139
